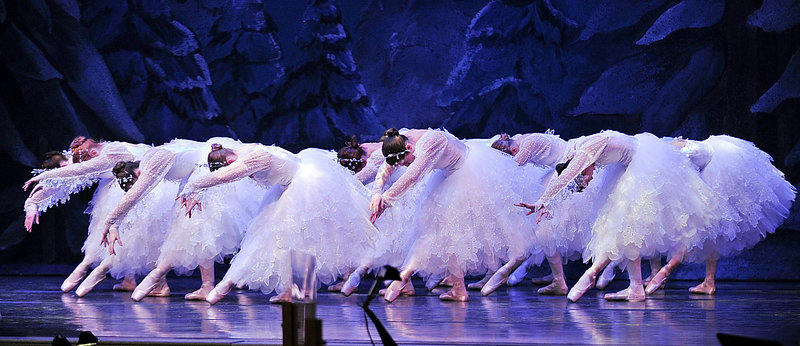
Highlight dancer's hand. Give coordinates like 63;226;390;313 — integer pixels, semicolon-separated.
369;194;386;223
24;210;39;232
23;177;40;191
515;202;551;223
536;206;552;223
183;196;202;218
514;202;538;215
101;224;123;255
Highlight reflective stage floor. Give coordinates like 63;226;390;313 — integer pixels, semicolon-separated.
0;276;798;345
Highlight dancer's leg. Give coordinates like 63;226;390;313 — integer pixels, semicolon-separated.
567;256;611;302
596;262;617;290
480;256;525;296
645;251;683;295
643;256;663;286
507;258;530;286
341;266;367;297
604;257;646;301
185;260;215;300
439;274;468;302
537;255;568;295
467;269;494;290
689;257;718;295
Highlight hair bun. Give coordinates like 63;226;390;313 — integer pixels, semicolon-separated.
70;136;88;149
346;135;361;148
383;128;400;138
499;133;510;141
210;143;223;151
112;161;128;176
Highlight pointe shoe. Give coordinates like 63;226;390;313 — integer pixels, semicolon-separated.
689;282;716;295
147;280;171;297
75;268;107;297
269;291;292;304
425;277;443;291
340;271;362;297
530;273;554;286
604;287;646;302
439;289;468;302
185;285;213;300
596;268;615;290
537;281;569;296
327;281;344;292
467;275;491;291
61;266;89;292
507;265;528;286
131;272;164;301
644;269;669;295
206;280;234;305
113;278;137;292
480;272;508;296
567;272;597;302
384;279;410;303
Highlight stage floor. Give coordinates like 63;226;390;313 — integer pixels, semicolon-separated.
0;276;798;345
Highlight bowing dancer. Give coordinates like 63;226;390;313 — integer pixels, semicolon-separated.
372;128;529;302
117;140;264;301
519;130;727;302
23;137;152;295
482;132;597;296
177;142;377;304
642;136;795;295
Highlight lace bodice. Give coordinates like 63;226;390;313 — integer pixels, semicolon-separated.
374;130;466;205
537;131;637;205
514;133;568;167
180;144;299;196
679;140;713;171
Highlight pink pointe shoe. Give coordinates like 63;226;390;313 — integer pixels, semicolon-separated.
269;291;292;304
596;267;615;290
148;280;170;297
384;278;411;303
467;275;491;291
689;281;716;295
439;288;468;302
327;281;344;292
61;266;89;292
507;264;528;286
537;281;569;296
113;277;137;292
185;285;214;301
340;271;362;297
131;271;164;302
566;271;597;302
206;280;234;305
75;268;108;297
644;269;669;295
480;271;508;296
604;287;646;302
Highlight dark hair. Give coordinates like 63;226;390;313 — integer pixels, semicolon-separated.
381;128;409;166
113;161;140;192
491;133;515;155
555;159;571;175
41;151;67;169
71;136;100;163
207;143;236;171
337;135;367;172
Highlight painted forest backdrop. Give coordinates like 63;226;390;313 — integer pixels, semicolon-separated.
1;0;799;278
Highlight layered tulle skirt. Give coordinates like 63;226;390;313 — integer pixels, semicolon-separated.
158;169;266;275
685;135;796;262
82;178;125;267
107;180;179;278
584;133;730;264
222;149;377;294
403;142;533;278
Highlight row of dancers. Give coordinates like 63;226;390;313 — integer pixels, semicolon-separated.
22;128;795;303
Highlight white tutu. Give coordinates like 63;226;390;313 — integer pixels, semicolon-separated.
405;142;532;278
584;133;729;264
222;148;377;294
107;180;179;278
81;177;125;268
158;167;266;275
686;135;796;261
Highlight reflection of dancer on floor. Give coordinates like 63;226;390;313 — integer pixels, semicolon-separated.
177;143;376;304
483;132;593;296
519;131;725;302
130;140;264;301
372;128;529;302
23;137;151;295
641;136;795;295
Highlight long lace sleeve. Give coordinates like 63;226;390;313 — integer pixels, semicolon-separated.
514;135;550;166
35;146;134;182
536;136;608;206
24;188;48;214
356;149;384;184
382;132;447;205
371;162;396;196
104;149;175;228
180;147;272;196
